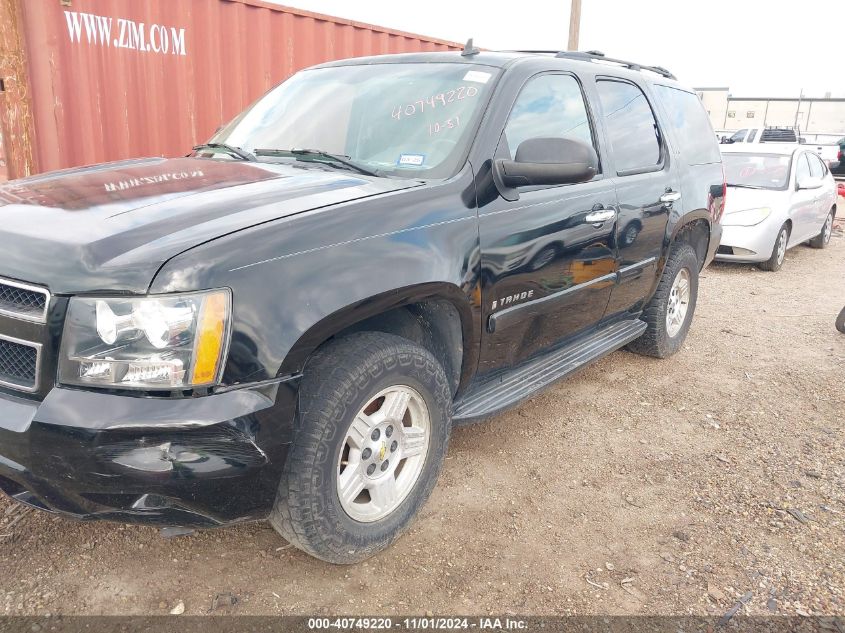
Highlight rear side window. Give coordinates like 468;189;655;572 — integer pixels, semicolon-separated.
807;153;826;177
653;85;721;165
596;80;661;174
502;74;595;160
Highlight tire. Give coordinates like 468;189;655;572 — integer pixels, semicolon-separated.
837;306;845;334
528;245;558;271
809;209;835;249
269;332;452;563
621;221;641;247
759;223;789;272
627;243;699;359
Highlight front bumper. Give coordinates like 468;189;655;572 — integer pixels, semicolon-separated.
0;379;299;527
713;220;780;263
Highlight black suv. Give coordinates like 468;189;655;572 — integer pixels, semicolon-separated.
0;49;723;563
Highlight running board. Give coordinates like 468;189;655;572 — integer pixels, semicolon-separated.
453;319;647;423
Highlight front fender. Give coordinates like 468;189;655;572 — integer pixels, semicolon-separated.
149;172;482;389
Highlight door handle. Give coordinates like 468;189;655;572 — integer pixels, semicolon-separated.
584;209;616;224
660;190;681;204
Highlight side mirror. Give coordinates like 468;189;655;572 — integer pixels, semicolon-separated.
797;176;823;190
493;138;598;199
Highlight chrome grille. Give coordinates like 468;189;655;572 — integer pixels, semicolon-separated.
0;278;50;322
0;334;41;392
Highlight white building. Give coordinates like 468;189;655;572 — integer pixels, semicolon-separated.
694;88;845;143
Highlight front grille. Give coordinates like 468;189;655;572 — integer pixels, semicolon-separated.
0;335;40;392
0;278;50;322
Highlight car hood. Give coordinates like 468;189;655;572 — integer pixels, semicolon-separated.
0;157;420;294
723;186;786;214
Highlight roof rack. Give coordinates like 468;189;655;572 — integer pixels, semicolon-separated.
507;49;676;80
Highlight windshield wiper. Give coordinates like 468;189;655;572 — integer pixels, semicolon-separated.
725;183;767;189
192;143;256;161
253;148;380;177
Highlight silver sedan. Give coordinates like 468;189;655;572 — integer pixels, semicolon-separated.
716;146;838;271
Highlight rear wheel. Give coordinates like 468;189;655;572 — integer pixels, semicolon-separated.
809;209;835;249
269;332;451;564
627;243;699;359
837;306;845;334
759;223;789;271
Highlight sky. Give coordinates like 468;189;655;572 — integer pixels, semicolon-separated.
272;0;844;98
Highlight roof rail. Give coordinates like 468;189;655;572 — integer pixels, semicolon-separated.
553;50;676;80
501;50;676;80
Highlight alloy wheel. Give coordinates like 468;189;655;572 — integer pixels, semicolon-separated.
337;385;430;522
666;268;691;338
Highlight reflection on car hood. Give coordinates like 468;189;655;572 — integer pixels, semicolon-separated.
0;157;420;294
723;186;787;214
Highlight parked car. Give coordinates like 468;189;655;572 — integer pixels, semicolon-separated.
833;137;845;176
717;145;837;271
0;48;724;563
721;127;799;144
721;127;840;168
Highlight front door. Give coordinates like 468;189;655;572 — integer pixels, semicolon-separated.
477;73;618;372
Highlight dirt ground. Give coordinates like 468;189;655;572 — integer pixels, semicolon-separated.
2;209;844;618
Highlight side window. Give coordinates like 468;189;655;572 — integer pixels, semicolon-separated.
730;129;748;143
746;129;757;142
502;74;595;163
595;80;661;174
795;154;811;183
652;85;721;165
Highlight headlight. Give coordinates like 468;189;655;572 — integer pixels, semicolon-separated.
59;289;231;390
722;207;772;227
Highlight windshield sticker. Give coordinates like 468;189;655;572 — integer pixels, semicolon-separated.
463;70;491;84
391;85;479;121
397;154;426;167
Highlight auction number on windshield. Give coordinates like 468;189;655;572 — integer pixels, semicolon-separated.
392;85;478;120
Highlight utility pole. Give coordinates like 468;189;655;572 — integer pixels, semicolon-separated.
793;88;803;132
568;0;582;51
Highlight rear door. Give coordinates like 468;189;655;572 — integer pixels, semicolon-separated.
790;152;819;243
807;152;834;227
477;72;618;370
592;78;678;318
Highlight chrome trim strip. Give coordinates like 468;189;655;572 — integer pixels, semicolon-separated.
488;272;618;333
0;277;51;323
0;332;42;393
618;257;657;275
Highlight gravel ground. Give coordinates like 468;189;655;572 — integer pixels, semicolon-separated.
2;208;844;617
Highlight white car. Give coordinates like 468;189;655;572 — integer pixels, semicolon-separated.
716;145;838;271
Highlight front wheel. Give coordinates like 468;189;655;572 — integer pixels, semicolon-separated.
836;306;845;334
269;332;452;563
809;209;835;249
759;223;789;271
627;243;699;359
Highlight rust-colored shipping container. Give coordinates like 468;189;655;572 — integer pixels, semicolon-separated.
0;0;459;181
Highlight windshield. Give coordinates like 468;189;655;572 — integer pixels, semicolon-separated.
211;63;499;179
722;153;792;189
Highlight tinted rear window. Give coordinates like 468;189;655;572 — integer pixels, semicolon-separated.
653;85;721;165
595;80;661;174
